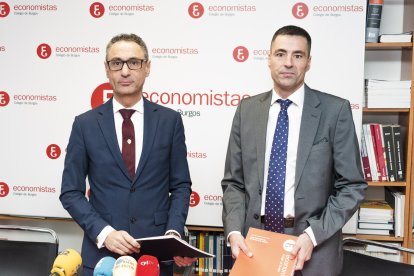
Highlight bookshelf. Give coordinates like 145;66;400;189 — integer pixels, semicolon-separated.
360;1;414;266
363;40;414;263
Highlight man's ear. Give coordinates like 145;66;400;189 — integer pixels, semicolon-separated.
306;56;312;72
145;60;151;77
104;61;110;78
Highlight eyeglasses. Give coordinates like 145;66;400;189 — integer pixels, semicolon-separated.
106;58;147;71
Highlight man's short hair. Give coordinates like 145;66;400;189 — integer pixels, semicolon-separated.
106;33;149;60
271;25;312;56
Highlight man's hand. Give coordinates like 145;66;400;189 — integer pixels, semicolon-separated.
104;230;140;255
229;232;253;259
173;256;197;267
289;232;314;271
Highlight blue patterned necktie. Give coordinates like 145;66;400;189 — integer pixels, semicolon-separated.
264;99;292;233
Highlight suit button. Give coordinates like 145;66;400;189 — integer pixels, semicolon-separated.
259;189;262;195
130;187;136;193
254;214;259;220
130;217;136;224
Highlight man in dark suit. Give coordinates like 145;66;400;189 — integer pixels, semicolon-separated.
60;33;195;276
222;25;367;275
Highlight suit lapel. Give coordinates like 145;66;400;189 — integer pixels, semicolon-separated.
96;98;131;180
256;91;272;190
295;86;321;188
134;98;159;184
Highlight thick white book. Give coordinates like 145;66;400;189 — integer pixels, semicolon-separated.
356;228;390;235
366;79;411;89
379;32;412;43
358;222;393;230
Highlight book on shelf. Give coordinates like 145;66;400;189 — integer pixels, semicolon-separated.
371;124;388;181
359;200;393;218
379;31;413;43
199;232;205;271
360;127;372;181
365;0;384;43
391;125;405;181
359;218;393;224
135;234;214;261
230;227;297;276
358;199;394;235
368;124;382;180
358;222;393;230
382;125;397;182
361;123;406;182
366;79;411;89
356;228;390;235
366;98;410;108
362;124;379;181
187;231;232;274
364;79;411;108
384;187;405;237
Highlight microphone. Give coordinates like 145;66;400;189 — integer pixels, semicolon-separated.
112;256;137;276
50;248;82;276
135;255;160;276
93;256;116;276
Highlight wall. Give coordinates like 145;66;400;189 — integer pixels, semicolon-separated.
0;0;368;255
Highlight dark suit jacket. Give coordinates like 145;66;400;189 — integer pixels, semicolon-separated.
222;85;367;275
60;97;192;270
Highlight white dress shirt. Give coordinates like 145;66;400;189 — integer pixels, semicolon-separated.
113;98;144;169
261;87;303;218
260;86;317;246
96;98;144;248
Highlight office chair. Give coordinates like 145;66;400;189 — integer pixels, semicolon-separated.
340;237;414;276
0;224;59;276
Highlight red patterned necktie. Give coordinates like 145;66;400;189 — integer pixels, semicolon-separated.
119;109;136;178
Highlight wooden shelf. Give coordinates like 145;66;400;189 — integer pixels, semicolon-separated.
366;42;413;50
367;181;407;187
186;225;223;232
363;108;410;113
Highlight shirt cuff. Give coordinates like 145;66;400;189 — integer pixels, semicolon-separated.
227;231;242;247
304;226;317;247
96;225;115;249
165;230;181;238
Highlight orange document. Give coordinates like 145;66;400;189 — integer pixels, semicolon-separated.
230;228;297;276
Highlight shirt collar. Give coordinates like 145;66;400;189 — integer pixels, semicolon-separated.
271;85;305;109
112;97;144;115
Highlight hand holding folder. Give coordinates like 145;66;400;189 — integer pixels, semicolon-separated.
230;228;297;276
135;235;214;262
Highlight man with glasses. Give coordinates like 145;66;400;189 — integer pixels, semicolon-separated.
60;34;195;275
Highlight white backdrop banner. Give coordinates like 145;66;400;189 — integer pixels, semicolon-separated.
0;1;366;226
